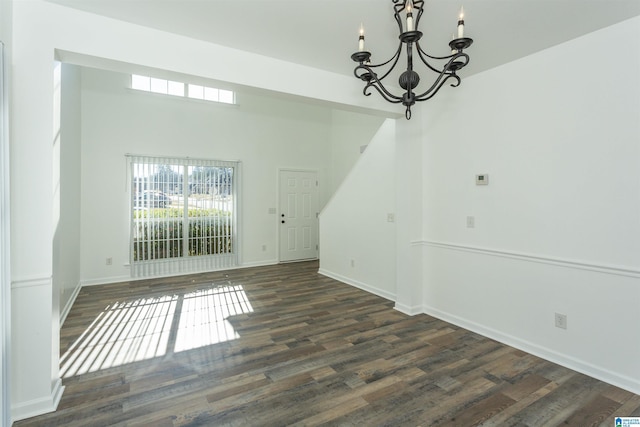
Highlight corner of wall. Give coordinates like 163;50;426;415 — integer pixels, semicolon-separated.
60;281;82;327
11;380;64;423
319;118;397;300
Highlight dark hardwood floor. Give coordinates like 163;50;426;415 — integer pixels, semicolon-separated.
15;261;640;426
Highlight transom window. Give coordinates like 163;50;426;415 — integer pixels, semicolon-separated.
131;74;235;105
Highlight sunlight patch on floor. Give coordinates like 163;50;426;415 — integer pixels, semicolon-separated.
61;295;177;377
60;285;254;378
175;285;253;352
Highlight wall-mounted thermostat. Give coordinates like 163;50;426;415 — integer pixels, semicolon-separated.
476;174;489;185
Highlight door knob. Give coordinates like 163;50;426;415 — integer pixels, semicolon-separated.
281;220;285;224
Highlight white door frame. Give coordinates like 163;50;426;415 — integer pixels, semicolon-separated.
277;168;319;263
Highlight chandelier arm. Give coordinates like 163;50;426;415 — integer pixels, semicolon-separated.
364;81;404;104
416;42;458;61
354;63;376;81
353;66;409;105
367;43;404;82
353;63;404;104
415;45;470;75
353;67;373;81
414;73;461;102
452;52;470;68
414;44;448;74
353;58;404;91
363;70;404;102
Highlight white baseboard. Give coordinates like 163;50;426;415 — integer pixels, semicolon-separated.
393;302;422;316
422;304;640;395
80;260;283;287
81;274;132;287
241;259;279;268
12;379;64;423
60;281;82;327
51;379;64;414
318;269;395;302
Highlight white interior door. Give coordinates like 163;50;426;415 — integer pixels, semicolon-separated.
279;170;319;262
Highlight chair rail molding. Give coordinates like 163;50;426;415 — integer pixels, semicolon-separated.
11;275;53;289
417;240;640;278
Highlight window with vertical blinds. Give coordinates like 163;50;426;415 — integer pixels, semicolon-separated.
128;155;240;277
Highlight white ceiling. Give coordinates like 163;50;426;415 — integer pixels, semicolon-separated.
48;0;640;79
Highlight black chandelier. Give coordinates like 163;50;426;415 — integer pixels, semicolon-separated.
351;0;473;120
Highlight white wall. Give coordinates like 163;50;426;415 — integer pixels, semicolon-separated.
11;2;62;420
417;17;640;393
8;0;393;420
394;118;424;315
319;119;397;300
79;67;347;283
55;63;82;324
12;0;637;422
328;110;386;195
0;2;13;422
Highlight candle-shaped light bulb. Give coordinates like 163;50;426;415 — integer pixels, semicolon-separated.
358;24;365;51
457;6;465;38
406;0;415;32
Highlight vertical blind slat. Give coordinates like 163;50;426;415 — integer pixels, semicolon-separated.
127;155;238;277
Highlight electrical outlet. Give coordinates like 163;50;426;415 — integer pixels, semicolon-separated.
387;213;395;222
106;257;113;266
555;313;567;330
350;259;355;268
262;245;267;252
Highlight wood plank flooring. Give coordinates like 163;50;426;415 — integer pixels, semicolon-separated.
15;261;640;426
